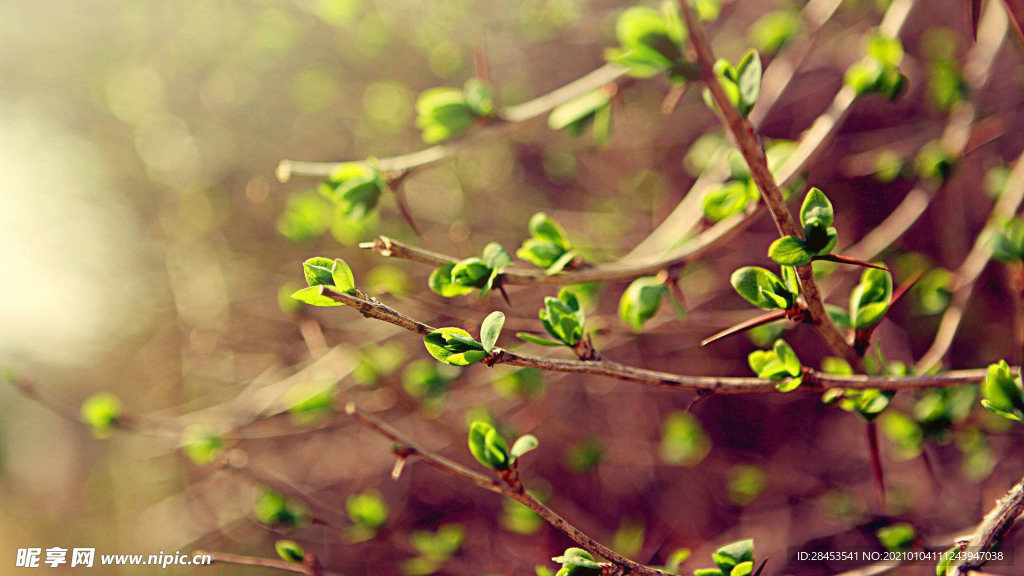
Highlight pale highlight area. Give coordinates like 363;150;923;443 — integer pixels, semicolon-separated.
0;105;141;366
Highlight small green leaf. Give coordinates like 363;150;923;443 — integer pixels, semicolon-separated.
275;540;305;563
703;181;758;222
736;50;761;115
331;258;355;292
423;328;487;366
552;548;602;571
619;276;668;332
517;332;566;347
510;434;539;461
480;311;505;353
768;236;813;266
730;267;794;310
981;360;1024;420
347;489;389;530
254;489;310;528
181;424;225;466
546;250;578;275
80;392;122;438
468;420;510;470
463;78;495;117
799;187;834;230
429;263;476;297
660;411;711;466
291;286;344;307
482;242;514;271
713;540;754;573
303;257;337;287
877;523;916;552
549;91;613;132
850;268;892;330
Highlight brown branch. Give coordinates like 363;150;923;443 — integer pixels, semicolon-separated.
197;551;323;575
344;404;668;576
949;475;1024;575
276;64;627;181
318;286;999;393
679;0;863;372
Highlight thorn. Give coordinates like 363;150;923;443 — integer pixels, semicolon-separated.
497;279;512;306
393;183;422;238
867;421;886;509
752;557;769;576
811;254;889;271
391;455;407;481
890;270;925;308
971;0;982;41
701;309;788;347
686;390;711;412
660;82;689;115
344;402;357;415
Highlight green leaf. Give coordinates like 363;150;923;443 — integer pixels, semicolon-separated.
81;392;122;438
423;328;487;366
480;311;505;353
254;489;309;528
552;548;601;571
730;267;794;310
285;381;338;424
291;286;344;307
799;187;834;230
517;332;566;347
768;236;813;266
347;489;389;529
463;78;495;117
660;411;711;466
713;540;754;573
736;50;761;116
330;258;355;292
549;91;613;132
510;434;539;460
275;540;305;563
749;10;800;55
429;263;476;297
730;561;753;576
703;181;757;222
450;258;491;288
981;360;1024;420
877;523;916;552
468;421;510;470
303;257;337;287
546;250;578;275
694;570;725;576
482;242;514;271
619;276;668;332
181;424;225;466
775;340;801;376
850;268;892;330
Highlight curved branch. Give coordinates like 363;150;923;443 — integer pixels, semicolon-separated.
345;404;669;576
319;286;997;394
276;64;627;182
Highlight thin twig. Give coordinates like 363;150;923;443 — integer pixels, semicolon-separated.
318;286;1001;393
276;64;627;181
344;404;669;576
949;475;1024;575
915;148;1024;372
679;0;863;371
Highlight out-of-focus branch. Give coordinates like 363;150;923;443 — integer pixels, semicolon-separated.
198;551;324;576
844;0;1007;262
915;148;1024;372
949;475;1024;576
344;404;669;576
679;0;863;371
276;64;627;182
319;286;998;393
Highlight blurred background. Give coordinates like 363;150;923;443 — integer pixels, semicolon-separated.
2;0;1024;574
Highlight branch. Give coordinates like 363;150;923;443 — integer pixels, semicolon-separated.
679;0;863;371
276;64;627;181
344;404;669;576
915;147;1024;372
319;286;999;394
949;475;1024;576
197;551;324;575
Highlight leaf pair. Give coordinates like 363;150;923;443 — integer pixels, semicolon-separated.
992;217;1024;263
291;257;356;307
827;267;893;332
518;289;585;348
429;243;513;297
731;265;799;311
415;79;495;144
704;49;762;119
748;340;803;391
695;539;756;576
516;212;577;275
604;4;696;83
981;360;1024;422
548;88;613;145
844;31;907;100
423;311;505;367
468;420;538;471
550;548;602;576
768;188;838;266
318;162;389;221
80;392;122;439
